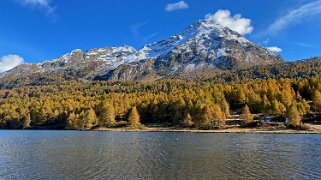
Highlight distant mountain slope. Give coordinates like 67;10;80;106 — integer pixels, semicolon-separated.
1;57;321;89
201;57;321;83
0;15;283;87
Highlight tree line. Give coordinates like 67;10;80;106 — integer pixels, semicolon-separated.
0;77;321;130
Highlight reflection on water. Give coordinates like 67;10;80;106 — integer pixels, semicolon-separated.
0;131;321;179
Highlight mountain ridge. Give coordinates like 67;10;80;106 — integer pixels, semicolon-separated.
0;15;284;86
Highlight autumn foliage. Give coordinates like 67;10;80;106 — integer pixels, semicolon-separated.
0;77;320;130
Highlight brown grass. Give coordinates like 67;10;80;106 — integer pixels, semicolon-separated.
94;124;321;134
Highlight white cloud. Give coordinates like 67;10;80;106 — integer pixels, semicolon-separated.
205;10;253;35
15;0;57;18
268;0;321;33
22;0;50;7
266;46;283;53
165;1;189;12
0;55;24;73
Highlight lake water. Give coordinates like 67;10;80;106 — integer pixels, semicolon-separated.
0;131;321;179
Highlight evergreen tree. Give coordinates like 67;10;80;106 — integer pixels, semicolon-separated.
313;90;321;112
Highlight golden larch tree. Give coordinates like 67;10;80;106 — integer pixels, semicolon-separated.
183;113;193;127
128;106;141;128
99;102;116;127
286;104;301;127
241;105;254;124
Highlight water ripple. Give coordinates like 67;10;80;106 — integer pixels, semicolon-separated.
0;131;321;179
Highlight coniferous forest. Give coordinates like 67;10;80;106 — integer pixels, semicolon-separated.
1;75;321;130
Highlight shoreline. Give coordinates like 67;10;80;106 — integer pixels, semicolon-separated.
2;125;321;134
94;125;321;134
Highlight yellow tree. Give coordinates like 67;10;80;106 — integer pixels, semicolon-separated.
262;95;271;114
221;98;231;118
200;106;212;129
212;105;226;127
237;88;246;105
271;100;286;115
297;100;310;116
286;104;301;127
128;106;141;128
241;105;254;124
99;102;116;127
19;107;31;129
77;111;86;130
23;111;31;129
67;112;78;129
173;97;186;123
183;113;193;127
84;108;97;129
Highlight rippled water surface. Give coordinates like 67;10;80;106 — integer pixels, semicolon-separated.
0;131;321;179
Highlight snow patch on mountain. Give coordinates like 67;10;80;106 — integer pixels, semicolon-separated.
128;18;252;62
1;13;282;82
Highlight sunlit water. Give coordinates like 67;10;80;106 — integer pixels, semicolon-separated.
0;131;321;179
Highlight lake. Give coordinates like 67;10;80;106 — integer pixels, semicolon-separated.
0;131;321;179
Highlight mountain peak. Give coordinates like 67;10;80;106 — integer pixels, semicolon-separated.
131;17;253;62
0;15;283;84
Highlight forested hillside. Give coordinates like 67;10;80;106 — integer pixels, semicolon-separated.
1;77;321;130
203;57;321;83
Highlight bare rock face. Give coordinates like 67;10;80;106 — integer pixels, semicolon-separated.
95;59;156;81
0;16;283;87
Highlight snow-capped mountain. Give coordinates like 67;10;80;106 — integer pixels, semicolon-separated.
0;16;283;86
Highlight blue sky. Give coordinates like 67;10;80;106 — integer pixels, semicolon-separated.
1;0;321;71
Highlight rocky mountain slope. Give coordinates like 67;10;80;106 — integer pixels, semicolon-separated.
0;15;283;87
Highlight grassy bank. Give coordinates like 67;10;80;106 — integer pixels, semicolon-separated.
94;124;321;134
